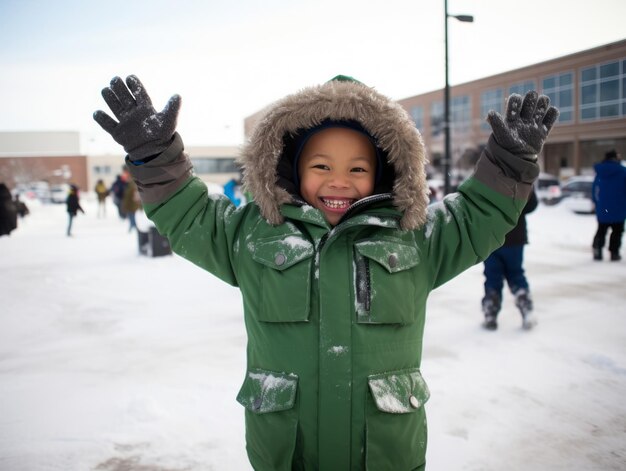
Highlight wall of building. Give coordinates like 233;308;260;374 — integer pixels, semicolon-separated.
83;145;241;193
0;155;88;191
186;145;240;186
397;39;626;180
0;130;240;197
0;131;88;191
0;131;80;156
87;154;125;191
241;39;626;182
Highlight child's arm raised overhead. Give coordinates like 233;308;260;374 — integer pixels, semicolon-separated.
93;75;242;286
424;91;559;289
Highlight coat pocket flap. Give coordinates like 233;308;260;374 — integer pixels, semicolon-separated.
368;368;430;414
236;368;298;414
252;235;314;271
355;239;419;273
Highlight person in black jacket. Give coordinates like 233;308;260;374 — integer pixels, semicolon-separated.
66;184;85;236
14;194;29;218
0;183;18;236
481;187;538;330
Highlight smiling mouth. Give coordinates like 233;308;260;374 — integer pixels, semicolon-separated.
320;197;356;210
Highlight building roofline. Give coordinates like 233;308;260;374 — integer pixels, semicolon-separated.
399;38;626;101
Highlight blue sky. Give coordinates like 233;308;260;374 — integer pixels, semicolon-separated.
1;0;625;152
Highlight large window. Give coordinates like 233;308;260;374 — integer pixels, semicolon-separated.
451;95;472;134
542;72;574;123
410;105;424;130
93;165;112;175
509;80;536;96
430;101;444;137
429;97;470;137
191;157;238;174
480;88;503;131
580;59;626;121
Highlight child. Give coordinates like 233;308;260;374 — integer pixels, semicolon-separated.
481;186;538;330
94;74;558;470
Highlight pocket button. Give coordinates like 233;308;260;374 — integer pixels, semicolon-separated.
388;253;398;268
409;395;420;409
275;253;286;266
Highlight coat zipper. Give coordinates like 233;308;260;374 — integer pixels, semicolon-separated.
355;254;371;313
293;193;394;318
337;193;393;224
318;194;393;316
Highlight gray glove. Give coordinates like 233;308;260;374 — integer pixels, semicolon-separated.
487;91;559;160
93;75;181;161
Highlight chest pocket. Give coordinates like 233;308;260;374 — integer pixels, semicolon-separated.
354;238;419;324
252;234;315;322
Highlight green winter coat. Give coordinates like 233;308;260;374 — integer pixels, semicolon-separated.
127;78;538;470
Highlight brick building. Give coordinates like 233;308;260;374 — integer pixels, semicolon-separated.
396;39;626;180
0;131;88;191
244;39;626;182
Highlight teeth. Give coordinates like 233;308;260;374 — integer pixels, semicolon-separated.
322;198;352;209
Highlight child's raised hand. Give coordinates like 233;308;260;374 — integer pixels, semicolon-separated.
93;75;181;161
486;91;559;160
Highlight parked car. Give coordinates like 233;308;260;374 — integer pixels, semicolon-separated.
560;176;595;214
536;173;562;204
14;181;52;203
50;184;71;204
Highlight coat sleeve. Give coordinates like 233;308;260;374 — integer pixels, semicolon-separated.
125;133;245;287
421;136;538;290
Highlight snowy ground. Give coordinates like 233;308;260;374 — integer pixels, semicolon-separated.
0;195;624;471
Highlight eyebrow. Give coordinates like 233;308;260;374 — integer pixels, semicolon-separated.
307;154;374;163
350;155;375;163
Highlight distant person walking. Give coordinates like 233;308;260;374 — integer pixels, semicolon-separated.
109;169;129;219
121;179;141;232
592;149;626;261
66;184;85;237
94;179;109;218
0;183;18;236
14;193;29;218
482;188;538;330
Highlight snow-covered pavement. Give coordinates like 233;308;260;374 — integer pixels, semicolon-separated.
0;195;624;470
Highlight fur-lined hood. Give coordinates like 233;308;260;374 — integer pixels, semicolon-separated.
240;77;429;230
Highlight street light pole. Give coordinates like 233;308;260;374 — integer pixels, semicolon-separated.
444;0;473;195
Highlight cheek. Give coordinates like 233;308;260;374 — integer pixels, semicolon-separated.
358;176;376;196
299;177;319;203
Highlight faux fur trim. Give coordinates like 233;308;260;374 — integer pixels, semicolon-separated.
239;79;429;230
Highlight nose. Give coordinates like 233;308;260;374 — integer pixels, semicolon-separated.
328;172;350;189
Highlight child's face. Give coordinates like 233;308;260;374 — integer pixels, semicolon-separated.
298;127;376;226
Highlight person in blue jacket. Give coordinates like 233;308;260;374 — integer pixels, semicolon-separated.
223;177;243;206
592;149;626;261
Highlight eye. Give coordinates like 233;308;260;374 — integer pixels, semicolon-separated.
351;167;368;173
312;164;330;170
